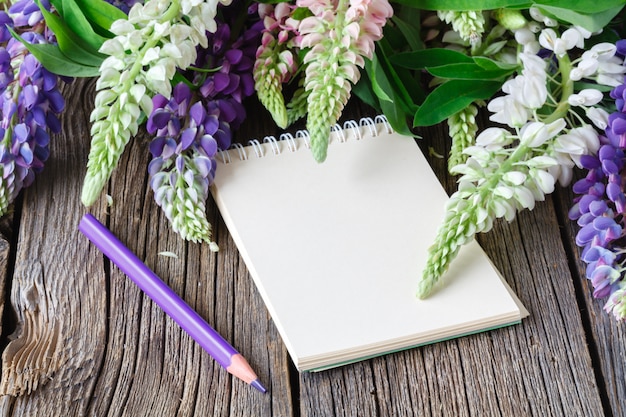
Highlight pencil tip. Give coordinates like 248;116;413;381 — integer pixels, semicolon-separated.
250;379;267;393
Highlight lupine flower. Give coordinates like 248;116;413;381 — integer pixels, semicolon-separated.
528;7;558;28
0;3;65;217
571;42;626;87
105;0;143;14
570;134;626;318
419;19;613;297
253;2;300;129
81;0;229;207
447;103;479;172
9;0;49;27
296;0;393;162
147;4;262;246
570;47;626;319
437;10;485;46
148;84;220;249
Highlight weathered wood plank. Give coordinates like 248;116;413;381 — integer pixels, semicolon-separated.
0;79;108;413
554;181;626;417
80;111;291;414
0;215;12;345
0;78;293;415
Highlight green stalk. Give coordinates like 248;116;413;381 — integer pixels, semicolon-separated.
543;54;573;124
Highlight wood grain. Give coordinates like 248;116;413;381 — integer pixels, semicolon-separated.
554;179;626;417
0;79;107;413
0;78;621;416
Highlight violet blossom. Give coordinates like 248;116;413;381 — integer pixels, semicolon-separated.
147;3;262;247
0;3;65;217
570;39;626;320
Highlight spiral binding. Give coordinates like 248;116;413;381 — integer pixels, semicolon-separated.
217;115;392;163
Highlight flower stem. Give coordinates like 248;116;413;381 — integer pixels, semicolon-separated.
543;54;573;124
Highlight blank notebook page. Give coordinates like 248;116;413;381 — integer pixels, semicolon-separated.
211;120;524;371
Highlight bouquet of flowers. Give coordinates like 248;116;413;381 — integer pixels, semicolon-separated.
1;0;626;319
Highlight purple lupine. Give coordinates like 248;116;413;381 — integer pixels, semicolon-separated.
104;0;142;13
570;42;626;319
147;83;220;247
146;2;262;246
0;4;65;216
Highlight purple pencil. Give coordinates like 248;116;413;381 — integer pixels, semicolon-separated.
79;213;266;393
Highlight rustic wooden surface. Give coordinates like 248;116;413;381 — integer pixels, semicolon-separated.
0;77;623;416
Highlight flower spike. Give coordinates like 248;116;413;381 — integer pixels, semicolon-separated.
81;0;227;207
0;3;65;217
297;0;392;162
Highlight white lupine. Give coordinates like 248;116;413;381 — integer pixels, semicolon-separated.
515;27;540;54
538;28;579;57
529;7;558;27
437;10;485;45
568;89;604;106
475;127;513;149
570;58;600;81
596;56;626;87
447;104;480;171
586;42;618;61
501;53;549;110
422;7;619;298
570;43;626;86
82;0;228;206
487;94;531;127
586;107;609;130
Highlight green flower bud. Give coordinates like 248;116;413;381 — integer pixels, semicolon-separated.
492;8;527;31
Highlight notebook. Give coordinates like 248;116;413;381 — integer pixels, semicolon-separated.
210;116;528;371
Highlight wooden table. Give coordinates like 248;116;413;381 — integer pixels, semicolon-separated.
0;78;623;416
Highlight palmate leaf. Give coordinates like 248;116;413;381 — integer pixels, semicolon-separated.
413;79;502;126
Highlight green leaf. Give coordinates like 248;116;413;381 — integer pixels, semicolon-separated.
426;62;515;80
537;5;624;32
426;64;513;80
391;15;423;52
472;56;519;72
380;92;414;137
394;0;531;10
413;80;502;126
9;29;100;77
390;48;473;70
49;0;64;15
292;6;313;20
376;38;421;113
73;0;127;33
534;0;625;13
60;0;109;51
366;53;393;103
353;70;382;112
35;0;106;67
